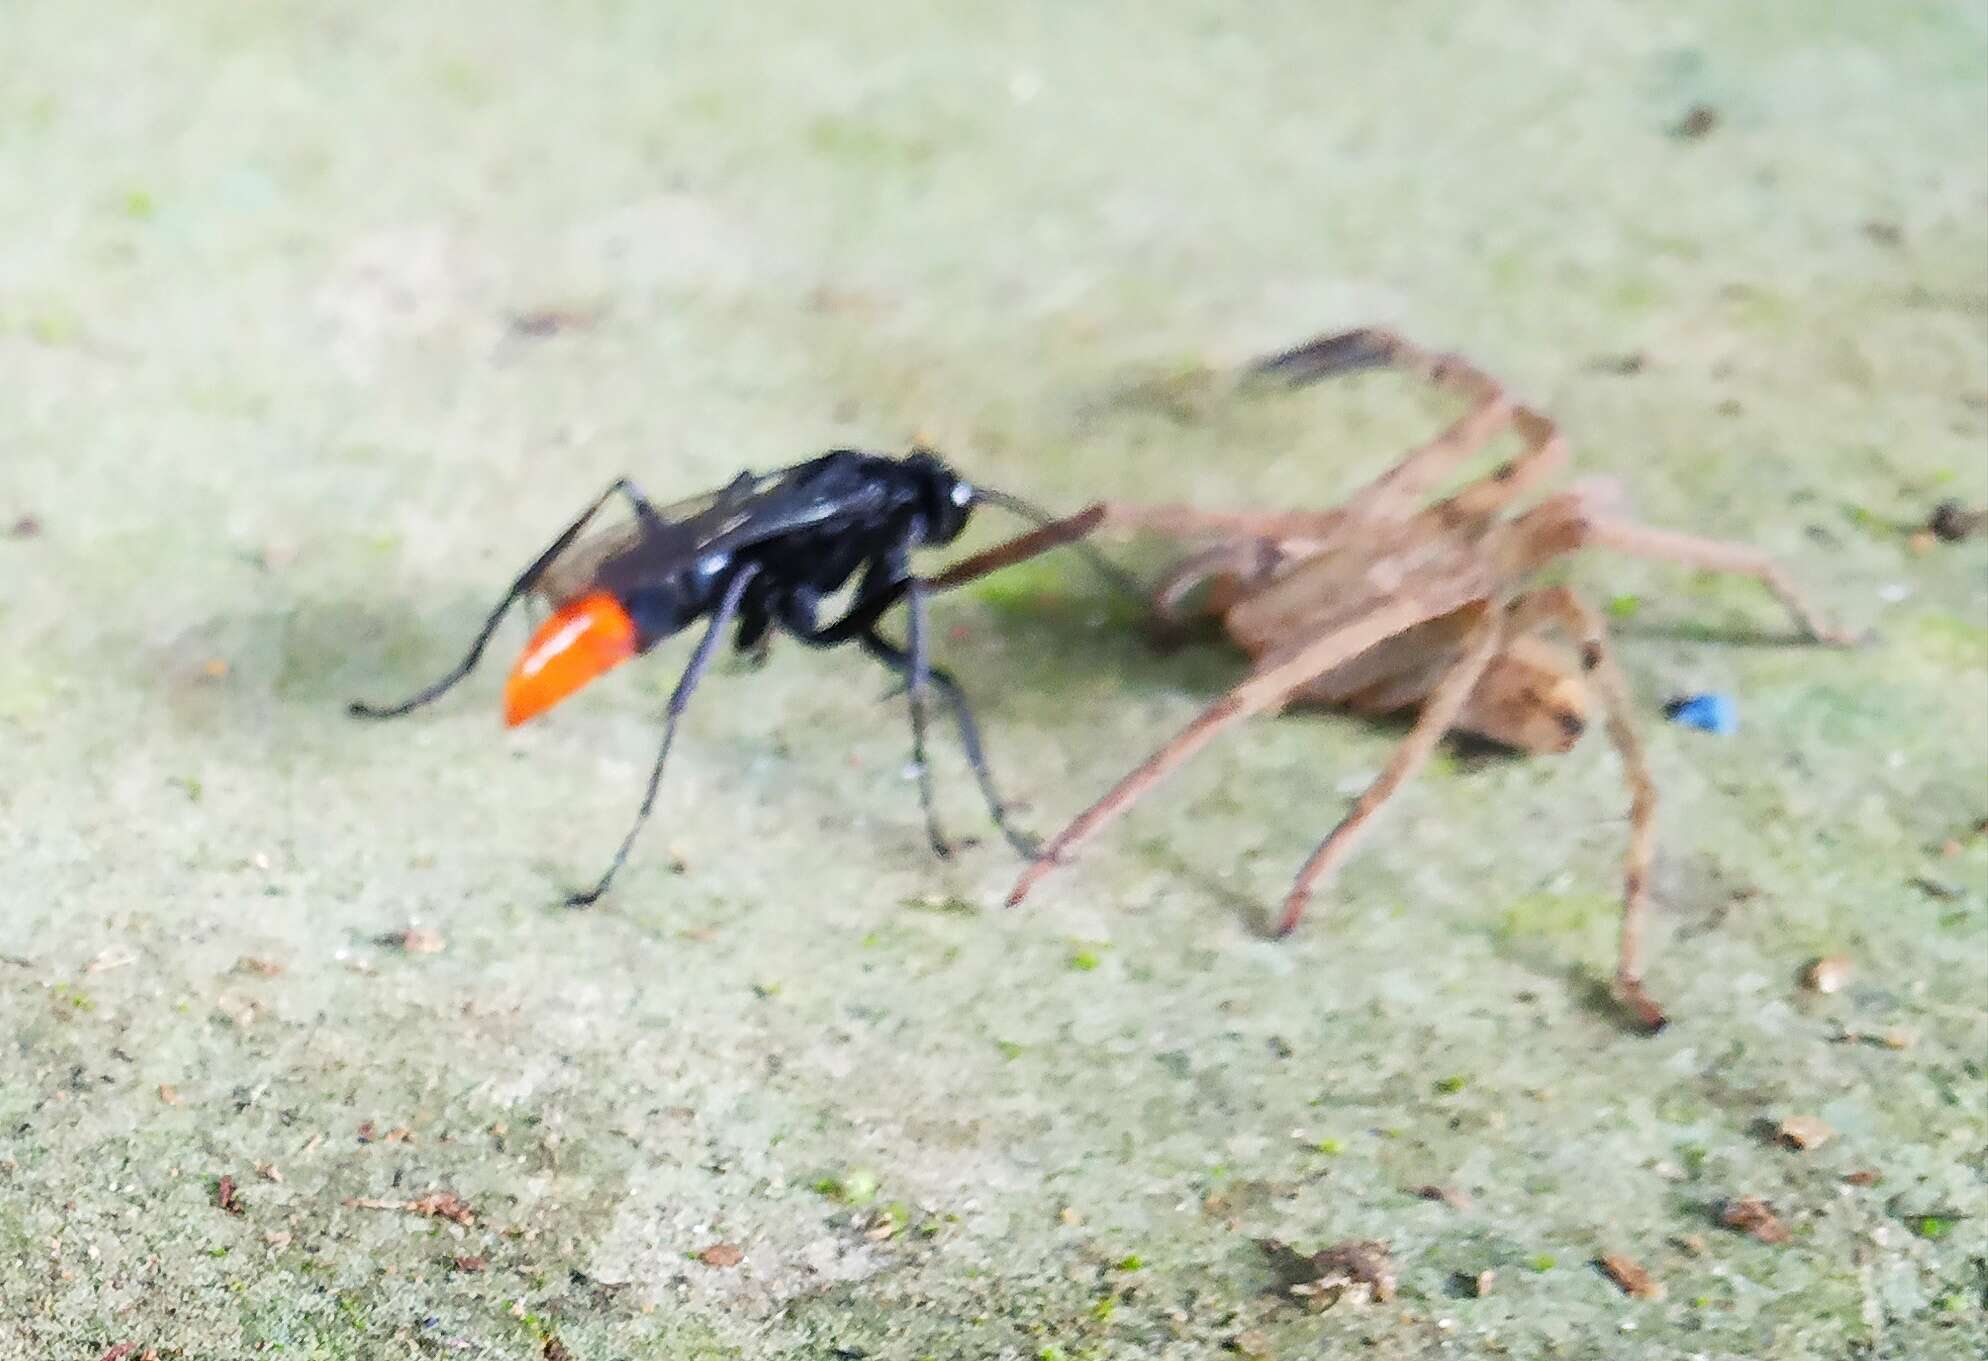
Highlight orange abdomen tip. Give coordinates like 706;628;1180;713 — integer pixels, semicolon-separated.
504;591;638;727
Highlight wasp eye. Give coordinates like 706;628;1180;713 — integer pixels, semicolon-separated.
504;592;638;727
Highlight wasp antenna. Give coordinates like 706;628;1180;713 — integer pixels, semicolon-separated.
972;487;1149;604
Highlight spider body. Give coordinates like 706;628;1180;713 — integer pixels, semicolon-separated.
1009;328;1852;1030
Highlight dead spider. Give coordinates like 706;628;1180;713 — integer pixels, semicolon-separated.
1000;328;1855;1030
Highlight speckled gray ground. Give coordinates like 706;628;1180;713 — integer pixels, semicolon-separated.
3;4;1985;1359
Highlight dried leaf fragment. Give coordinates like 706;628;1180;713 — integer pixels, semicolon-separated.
697;1241;743;1268
1598;1253;1664;1300
215;1175;243;1215
1777;1114;1834;1151
343;1190;474;1226
1842;1169;1882;1187
407;1190;474;1225
1264;1237;1397;1310
453;1255;487;1272
1720;1196;1791;1244
235;956;284;978
157;1083;182;1106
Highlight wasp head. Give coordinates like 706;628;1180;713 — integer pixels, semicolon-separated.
904;446;977;546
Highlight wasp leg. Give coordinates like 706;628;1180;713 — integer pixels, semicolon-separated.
784;564;953;851
903;577;951;858
566;561;761;908
921;656;1040;859
799;551;1035;859
349;478;661;719
858;615;1038;861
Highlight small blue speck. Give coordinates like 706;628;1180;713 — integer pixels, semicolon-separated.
1664;693;1737;736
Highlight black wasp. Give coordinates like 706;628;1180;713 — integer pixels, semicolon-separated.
349;447;1120;904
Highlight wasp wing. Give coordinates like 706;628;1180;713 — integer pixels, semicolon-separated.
528;456;882;607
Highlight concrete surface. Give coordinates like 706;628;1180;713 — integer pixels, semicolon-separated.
3;3;1984;1358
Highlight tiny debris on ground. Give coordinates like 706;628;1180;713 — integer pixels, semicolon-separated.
1597;1253;1664;1300
1664;693;1737;735
541;1336;575;1361
1227;1328;1274;1358
1842;1169;1883;1187
1720;1197;1792;1244
698;1242;744;1268
1908;875;1962;901
215;1175;243;1216
1926;499;1985;543
1831;1023;1918;1051
157;1084;181;1106
234;955;284;977
453;1255;487;1272
1412;1183;1471;1210
6;515;42;539
1777;1114;1834;1151
508;306;603;338
381;926;446;954
1472;1268;1496;1297
1670;103;1720;139
343;1190;475;1225
1865;219;1905;247
1261;1238;1397;1310
1802;955;1853;994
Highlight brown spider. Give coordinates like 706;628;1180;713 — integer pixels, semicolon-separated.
999;328;1855;1031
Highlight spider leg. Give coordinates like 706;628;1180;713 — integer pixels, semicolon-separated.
1252;327;1550;523
1409;401;1567;533
1085;502;1349;548
1276;603;1503;935
1582;517;1855;646
1504;585;1666;1031
1007;587;1476;907
924;506;1108;592
565;561;761;907
349;477;660;719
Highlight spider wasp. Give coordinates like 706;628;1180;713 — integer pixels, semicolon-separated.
350;447;1123;904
